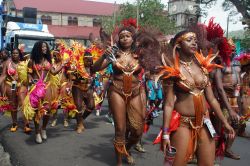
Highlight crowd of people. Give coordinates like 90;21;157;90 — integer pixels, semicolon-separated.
0;18;249;166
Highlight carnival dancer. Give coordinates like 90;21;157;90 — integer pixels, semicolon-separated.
0;49;10;75
190;20;240;159
0;48;30;132
93;72;104;116
50;50;73;127
23;41;52;143
146;71;163;118
70;45;95;133
0;49;10;96
93;19;145;165
149;31;235;165
235;51;250;137
221;45;241;160
103;64;115;124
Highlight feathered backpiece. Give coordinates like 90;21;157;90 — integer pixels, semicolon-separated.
85;44;104;63
206;18;232;66
235;52;250;66
136;30;162;72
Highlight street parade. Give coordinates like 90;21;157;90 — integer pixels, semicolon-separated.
0;0;249;166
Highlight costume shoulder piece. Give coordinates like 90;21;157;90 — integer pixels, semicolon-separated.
159;53;182;80
194;49;223;73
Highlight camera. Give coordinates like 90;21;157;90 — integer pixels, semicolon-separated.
11;81;17;91
111;45;119;54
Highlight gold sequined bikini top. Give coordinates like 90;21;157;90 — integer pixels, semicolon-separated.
160;51;222;95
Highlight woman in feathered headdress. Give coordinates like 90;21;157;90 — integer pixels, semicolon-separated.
49;49;77;127
68;44;95;134
190;19;240;160
139;28;235;165
93;18;145;165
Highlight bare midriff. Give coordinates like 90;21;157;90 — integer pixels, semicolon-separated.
174;91;207;117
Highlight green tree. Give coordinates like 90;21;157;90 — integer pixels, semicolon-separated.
102;0;176;35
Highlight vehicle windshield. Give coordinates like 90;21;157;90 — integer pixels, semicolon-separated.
18;38;54;53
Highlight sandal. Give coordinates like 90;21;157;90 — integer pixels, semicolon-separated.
126;155;135;165
10;124;18;132
134;143;146;153
24;126;32;133
76;123;85;134
225;150;240;160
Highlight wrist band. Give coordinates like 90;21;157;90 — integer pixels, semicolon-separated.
162;127;169;133
162;134;170;140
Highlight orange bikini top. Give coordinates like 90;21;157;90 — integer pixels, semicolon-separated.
160;51;223;94
113;53;141;76
33;62;51;71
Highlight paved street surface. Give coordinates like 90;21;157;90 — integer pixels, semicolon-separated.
0;100;249;166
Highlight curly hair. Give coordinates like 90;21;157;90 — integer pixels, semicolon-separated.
31;41;51;64
12;48;24;61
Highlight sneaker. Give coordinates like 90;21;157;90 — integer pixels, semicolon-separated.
105;114;114;124
96;109;100;116
41;130;47;140
51;119;57;127
35;133;42;144
63;119;69;127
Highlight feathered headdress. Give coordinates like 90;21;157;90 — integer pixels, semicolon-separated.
206;17;232;66
85;44;104;63
235;52;250;66
121;18;137;29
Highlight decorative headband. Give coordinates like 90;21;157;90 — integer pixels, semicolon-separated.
119;30;132;37
175;32;196;45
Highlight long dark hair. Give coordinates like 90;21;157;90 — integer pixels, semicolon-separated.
12;48;24;61
31;41;51;64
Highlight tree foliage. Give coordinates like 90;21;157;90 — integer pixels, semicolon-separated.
102;0;176;35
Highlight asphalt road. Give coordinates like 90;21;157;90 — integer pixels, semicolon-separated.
0;100;249;166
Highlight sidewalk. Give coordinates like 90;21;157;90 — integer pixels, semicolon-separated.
0;143;12;166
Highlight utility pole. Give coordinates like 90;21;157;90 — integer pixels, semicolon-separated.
113;1;116;28
226;15;229;38
136;0;139;28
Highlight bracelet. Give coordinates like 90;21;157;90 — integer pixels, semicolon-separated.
162;127;169;133
162;134;170;140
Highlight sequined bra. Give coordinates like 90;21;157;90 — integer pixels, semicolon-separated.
160;51;222;95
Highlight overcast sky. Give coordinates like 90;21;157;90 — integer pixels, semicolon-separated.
0;0;245;31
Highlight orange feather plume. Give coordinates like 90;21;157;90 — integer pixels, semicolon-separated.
194;50;223;72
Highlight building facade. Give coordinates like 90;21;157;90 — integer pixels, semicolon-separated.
168;0;200;30
2;0;118;40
